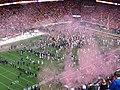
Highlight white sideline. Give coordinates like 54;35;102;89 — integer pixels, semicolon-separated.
0;31;47;46
0;21;72;46
1;20;118;47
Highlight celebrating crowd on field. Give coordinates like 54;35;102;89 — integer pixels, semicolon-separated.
0;0;120;90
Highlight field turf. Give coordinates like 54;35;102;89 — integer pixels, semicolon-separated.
0;35;65;90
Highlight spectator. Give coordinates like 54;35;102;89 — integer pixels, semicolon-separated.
100;79;109;90
109;71;120;90
82;84;87;90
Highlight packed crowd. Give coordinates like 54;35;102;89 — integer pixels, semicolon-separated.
0;0;120;90
73;70;120;90
0;1;119;38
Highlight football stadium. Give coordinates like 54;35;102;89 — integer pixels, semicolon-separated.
0;0;120;90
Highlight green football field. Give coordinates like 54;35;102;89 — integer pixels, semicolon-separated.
0;33;120;90
0;35;67;90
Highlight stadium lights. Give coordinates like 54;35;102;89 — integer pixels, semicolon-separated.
37;0;64;2
0;0;64;7
0;1;35;6
96;0;113;4
96;0;120;5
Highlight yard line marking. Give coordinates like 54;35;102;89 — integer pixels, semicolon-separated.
0;65;34;84
0;71;8;75
0;81;13;90
0;53;38;81
0;73;25;88
3;51;38;73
